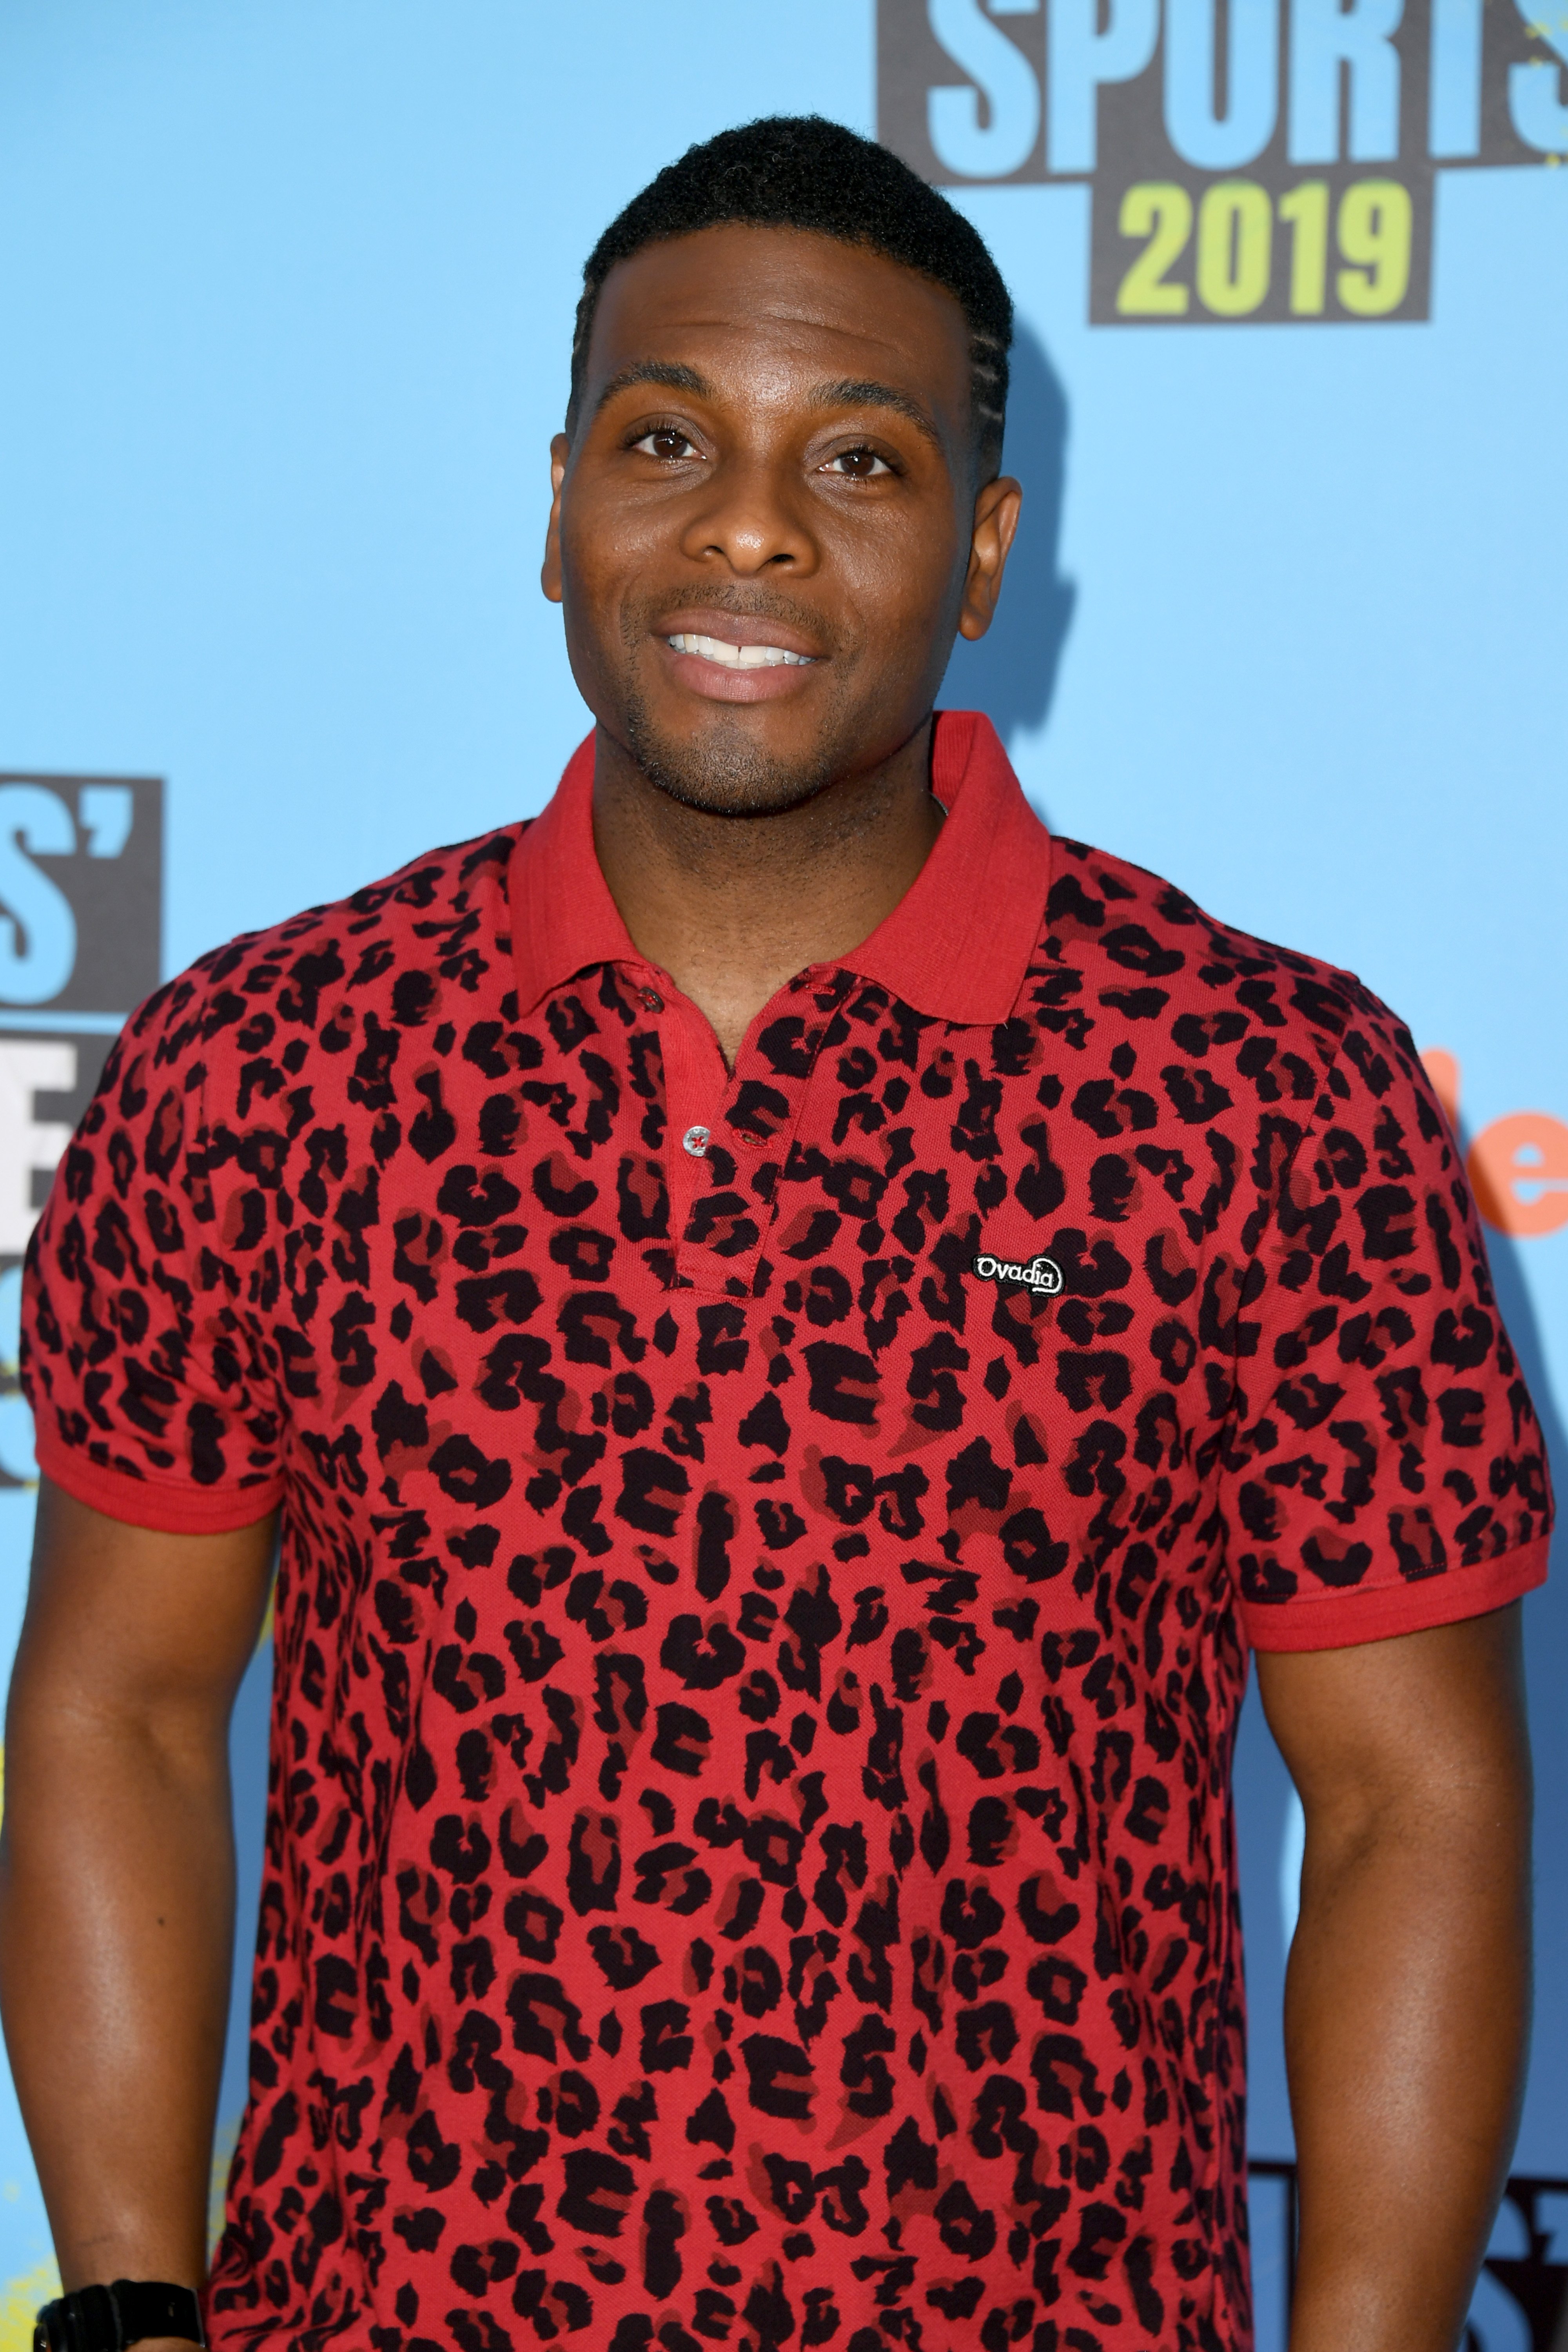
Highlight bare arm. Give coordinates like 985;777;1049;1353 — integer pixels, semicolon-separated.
1258;1602;1532;2352
0;1478;276;2327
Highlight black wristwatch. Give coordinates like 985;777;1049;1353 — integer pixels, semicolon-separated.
34;2279;205;2351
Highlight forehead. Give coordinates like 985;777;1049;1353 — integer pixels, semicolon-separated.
584;224;973;417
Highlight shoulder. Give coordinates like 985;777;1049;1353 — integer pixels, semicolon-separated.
110;825;525;1079
195;823;523;1013
1042;833;1409;1065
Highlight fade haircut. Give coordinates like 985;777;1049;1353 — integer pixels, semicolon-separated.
568;115;1013;477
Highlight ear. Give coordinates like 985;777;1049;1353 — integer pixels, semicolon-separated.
956;475;1023;642
541;433;571;604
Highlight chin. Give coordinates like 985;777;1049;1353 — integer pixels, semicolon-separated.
622;699;845;820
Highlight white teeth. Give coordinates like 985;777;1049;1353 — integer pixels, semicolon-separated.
667;632;811;668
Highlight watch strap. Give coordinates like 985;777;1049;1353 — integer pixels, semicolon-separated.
34;2278;205;2351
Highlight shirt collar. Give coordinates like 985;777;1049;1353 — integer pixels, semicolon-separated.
508;732;638;1013
509;710;1053;1027
850;710;1053;1024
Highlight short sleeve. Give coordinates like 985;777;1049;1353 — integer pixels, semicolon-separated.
1227;990;1551;1650
20;968;286;1533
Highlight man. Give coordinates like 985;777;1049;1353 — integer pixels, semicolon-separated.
0;115;1542;2352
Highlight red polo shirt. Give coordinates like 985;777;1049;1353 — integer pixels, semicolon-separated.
23;713;1548;2352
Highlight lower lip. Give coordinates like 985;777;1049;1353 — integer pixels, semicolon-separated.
659;639;822;703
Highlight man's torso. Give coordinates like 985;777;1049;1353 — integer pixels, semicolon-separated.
25;721;1546;2352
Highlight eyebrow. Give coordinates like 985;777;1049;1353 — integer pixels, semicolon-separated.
591;360;943;449
592;360;711;417
809;377;942;447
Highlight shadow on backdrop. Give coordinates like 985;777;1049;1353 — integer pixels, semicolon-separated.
940;321;1075;761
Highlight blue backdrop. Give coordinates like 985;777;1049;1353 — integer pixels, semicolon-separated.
0;5;1564;2345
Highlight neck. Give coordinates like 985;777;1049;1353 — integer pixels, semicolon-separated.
590;720;945;1067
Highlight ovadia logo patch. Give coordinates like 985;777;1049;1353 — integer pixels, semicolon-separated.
972;1249;1064;1294
877;0;1568;325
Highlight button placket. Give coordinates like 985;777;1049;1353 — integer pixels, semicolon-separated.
674;967;858;1297
651;984;732;1287
623;962;857;1297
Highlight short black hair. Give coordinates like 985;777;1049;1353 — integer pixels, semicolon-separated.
569;115;1013;476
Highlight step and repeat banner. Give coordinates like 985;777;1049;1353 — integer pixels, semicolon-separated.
0;4;1564;2345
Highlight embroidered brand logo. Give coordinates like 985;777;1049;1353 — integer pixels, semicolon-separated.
971;1249;1063;1296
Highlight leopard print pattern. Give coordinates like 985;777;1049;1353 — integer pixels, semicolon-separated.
22;789;1547;2352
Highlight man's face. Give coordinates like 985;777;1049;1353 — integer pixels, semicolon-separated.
542;224;1018;817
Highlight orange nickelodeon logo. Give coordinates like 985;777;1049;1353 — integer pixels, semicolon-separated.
1421;1050;1568;1240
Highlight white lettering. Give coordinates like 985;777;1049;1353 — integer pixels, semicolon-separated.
1429;0;1484;156
79;782;134;860
927;0;1042;179
1049;0;1160;172
0;785;77;1007
971;1250;1063;1294
1508;0;1568;152
0;1040;76;1254
1165;0;1280;170
1288;0;1403;164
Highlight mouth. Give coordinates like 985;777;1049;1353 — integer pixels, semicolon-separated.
655;611;826;704
665;631;813;670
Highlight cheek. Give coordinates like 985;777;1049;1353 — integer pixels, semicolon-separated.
832;485;966;585
555;548;622;693
557;505;638;648
829;514;969;656
558;489;613;597
559;477;661;588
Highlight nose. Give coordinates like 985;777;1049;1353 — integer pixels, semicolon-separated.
678;449;818;577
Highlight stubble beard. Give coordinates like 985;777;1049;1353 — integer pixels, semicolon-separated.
616;594;865;820
620;690;855;819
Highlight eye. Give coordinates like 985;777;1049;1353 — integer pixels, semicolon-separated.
632;425;699;461
822;446;893;479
